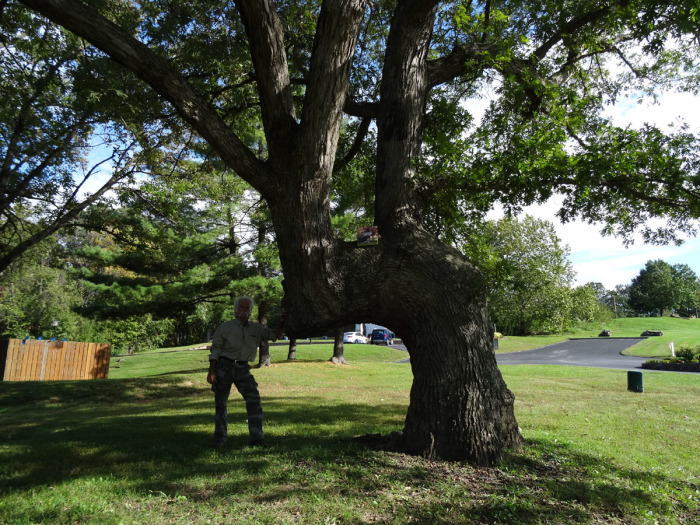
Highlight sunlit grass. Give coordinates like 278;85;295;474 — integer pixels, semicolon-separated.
496;317;700;357
1;340;697;524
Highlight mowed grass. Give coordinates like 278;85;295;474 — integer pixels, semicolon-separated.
496;317;700;357
1;342;698;524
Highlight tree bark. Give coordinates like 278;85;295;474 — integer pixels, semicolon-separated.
388;231;522;463
330;326;347;364
287;338;297;360
257;300;271;367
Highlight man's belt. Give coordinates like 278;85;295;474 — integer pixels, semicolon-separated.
219;356;249;365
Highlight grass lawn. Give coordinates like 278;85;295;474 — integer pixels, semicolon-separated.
497;317;700;358
1;342;698;524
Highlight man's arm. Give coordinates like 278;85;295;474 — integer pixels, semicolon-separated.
207;359;217;385
207;324;225;384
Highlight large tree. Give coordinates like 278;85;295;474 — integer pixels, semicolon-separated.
16;0;700;464
670;263;700;317
461;215;575;335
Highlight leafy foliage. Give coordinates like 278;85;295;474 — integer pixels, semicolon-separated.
0;1;180;272
569;284;613;324
628;259;700;316
0;237;97;341
69;161;284;346
675;345;699;362
461;215;576;335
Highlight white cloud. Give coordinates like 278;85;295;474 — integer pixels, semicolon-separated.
519;194;700;289
606;91;698;132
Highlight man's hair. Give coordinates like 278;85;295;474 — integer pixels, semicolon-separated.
234;295;255;312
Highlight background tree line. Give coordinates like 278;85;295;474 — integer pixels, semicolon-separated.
3;200;698;350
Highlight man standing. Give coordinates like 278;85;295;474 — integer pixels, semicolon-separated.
207;296;285;448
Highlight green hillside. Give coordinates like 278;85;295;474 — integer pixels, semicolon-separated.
497;317;700;357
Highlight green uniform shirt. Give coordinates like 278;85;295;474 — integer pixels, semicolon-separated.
209;319;277;363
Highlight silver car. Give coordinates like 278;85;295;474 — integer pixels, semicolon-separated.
343;332;368;344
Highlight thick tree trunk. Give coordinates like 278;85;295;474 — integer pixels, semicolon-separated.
272;204;522;463
21;0;522;464
391;235;522;463
330;326;347;364
263;0;522;462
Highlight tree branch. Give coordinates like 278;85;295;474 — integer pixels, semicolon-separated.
481;0;492;43
343;99;380;119
427;43;496;88
296;0;369;177
233;0;297;157
533;4;616;61
334;117;372;173
0;162;130;273
19;0;274;193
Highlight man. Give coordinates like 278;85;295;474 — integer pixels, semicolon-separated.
207;296;286;448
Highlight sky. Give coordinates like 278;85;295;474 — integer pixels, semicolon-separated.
516;199;700;289
486;90;700;290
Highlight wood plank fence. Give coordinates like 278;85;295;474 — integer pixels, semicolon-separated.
0;339;111;381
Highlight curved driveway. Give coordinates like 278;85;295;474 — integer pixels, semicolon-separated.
494;338;647;370
393;338;648;370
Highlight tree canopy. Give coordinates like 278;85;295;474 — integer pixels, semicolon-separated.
628;259;700;316
0;5;180;272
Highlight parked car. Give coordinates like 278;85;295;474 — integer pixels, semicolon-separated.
343;332;368;344
370;328;394;345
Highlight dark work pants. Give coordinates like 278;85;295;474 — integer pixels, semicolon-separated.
212;359;264;444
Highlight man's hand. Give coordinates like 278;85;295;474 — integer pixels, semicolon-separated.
207;361;217;384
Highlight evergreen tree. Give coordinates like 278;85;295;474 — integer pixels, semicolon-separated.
73;162;283;347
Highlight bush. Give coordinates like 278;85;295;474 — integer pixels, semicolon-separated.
97;315;174;355
675;345;699;362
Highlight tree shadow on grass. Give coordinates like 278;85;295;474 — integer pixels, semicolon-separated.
0;376;401;488
463;438;696;524
1;377;697;524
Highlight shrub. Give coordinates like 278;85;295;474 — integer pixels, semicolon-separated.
675;345;699;362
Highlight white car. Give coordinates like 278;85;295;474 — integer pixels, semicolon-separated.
343;332;368;344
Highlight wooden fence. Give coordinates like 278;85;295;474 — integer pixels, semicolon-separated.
0;339;111;381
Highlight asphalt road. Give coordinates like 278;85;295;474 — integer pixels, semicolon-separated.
496;338;648;369
393;338;649;370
